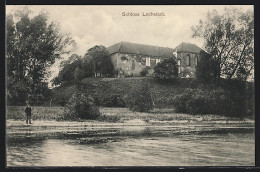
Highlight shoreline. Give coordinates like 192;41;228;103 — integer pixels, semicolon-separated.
6;118;254;135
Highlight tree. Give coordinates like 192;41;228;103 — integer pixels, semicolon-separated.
195;51;219;84
52;54;83;86
154;58;178;79
192;8;254;82
74;66;86;85
6;76;31;105
6;7;74;103
82;45;114;77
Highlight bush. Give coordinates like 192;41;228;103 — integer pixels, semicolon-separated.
59;98;67;107
102;95;126;107
172;88;229;115
172;89;193;112
64;93;100;120
97;115;122;123
125;81;154;112
172;87;254;118
93;96;101;106
186;89;215;114
140;67;150;76
154;58;178;79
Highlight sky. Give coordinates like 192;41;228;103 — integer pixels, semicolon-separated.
6;5;253;85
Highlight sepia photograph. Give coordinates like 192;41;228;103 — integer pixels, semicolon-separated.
5;5;255;167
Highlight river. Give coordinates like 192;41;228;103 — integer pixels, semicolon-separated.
6;121;254;166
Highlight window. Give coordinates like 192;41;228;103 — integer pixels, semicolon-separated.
150;58;156;67
177;59;181;66
121;56;128;61
195;55;198;66
132;60;135;70
186;54;190;66
140;57;146;65
146;57;150;66
121;56;128;64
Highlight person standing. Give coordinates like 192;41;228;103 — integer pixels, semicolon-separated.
25;104;32;124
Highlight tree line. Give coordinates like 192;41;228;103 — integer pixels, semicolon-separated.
51;46;115;87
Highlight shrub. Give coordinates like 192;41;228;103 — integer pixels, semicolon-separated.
172;89;193;112
125;81;154;112
65;93;100;120
185;89;213;114
93;96;101;106
102;95;126;107
59;98;66;107
97;114;122;123
140;67;150;77
172;87;254;118
154;58;178;79
172;88;229;115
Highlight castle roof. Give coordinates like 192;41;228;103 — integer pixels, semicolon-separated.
108;41;175;58
174;42;202;54
108;41;203;58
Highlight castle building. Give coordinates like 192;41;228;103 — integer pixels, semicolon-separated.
107;41;203;77
174;42;203;78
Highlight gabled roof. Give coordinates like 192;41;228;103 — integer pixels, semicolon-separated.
108;41;175;58
174;42;202;54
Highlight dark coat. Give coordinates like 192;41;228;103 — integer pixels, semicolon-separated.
25;107;32;116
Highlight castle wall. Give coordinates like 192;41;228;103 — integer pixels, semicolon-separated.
111;53;162;76
111;52;200;77
178;52;200;77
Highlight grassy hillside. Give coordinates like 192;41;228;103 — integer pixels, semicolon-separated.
52;77;208;108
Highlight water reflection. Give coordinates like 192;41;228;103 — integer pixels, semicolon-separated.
6;125;254;166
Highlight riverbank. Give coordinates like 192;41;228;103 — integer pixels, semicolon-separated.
6;106;254;121
7;109;254;136
6;108;254;166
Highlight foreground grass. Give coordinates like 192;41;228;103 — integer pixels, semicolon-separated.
6;106;66;121
6;106;252;124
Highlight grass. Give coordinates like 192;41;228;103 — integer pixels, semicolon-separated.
6;106;250;123
6;106;66;121
98;108;231;122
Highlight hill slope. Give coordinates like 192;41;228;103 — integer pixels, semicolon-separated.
52;77;204;108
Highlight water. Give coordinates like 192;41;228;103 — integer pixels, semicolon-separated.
6;124;254;166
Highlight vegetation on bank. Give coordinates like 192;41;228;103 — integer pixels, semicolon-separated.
6;77;254;121
172;87;253;117
6;106;253;123
62;93;100;120
124;80;154;112
51;77;254;118
52;77;201;108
